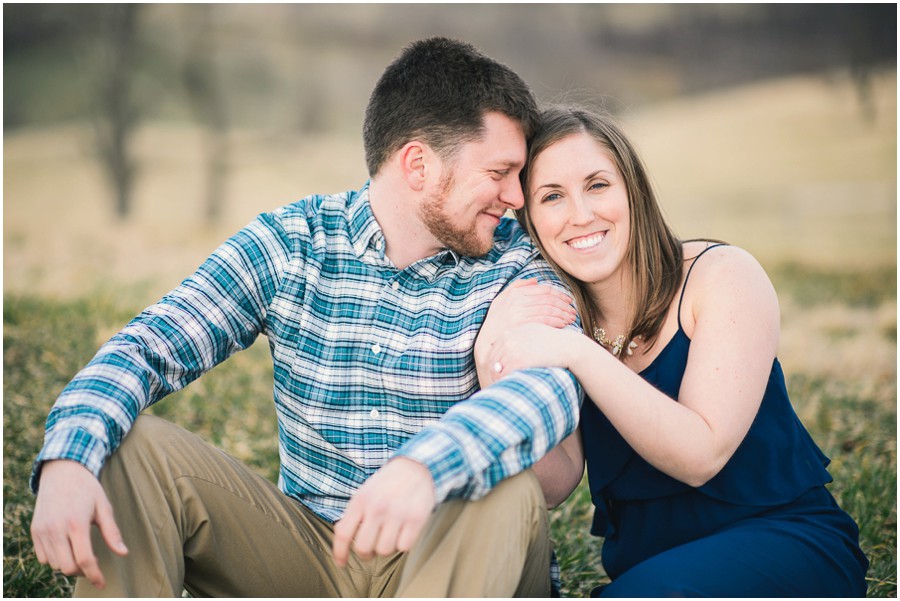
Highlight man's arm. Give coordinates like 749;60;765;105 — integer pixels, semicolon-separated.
31;211;293;489
399;253;585;504
333;366;582;564
395;366;583;501
30;209;295;586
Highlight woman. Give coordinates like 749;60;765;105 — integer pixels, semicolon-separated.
474;106;869;597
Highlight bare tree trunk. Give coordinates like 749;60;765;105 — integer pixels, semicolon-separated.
182;5;229;224
92;4;141;220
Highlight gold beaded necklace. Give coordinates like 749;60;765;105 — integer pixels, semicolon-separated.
592;327;639;357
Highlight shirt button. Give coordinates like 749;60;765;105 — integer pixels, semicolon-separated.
391;281;400;291
370;409;380;419
371;343;382;355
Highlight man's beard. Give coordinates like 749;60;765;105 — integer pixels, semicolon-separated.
420;173;495;257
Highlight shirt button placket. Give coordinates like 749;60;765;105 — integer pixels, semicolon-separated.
371;276;399;458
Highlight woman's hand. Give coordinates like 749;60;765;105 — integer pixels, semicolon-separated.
475;279;577;387
483;322;584;384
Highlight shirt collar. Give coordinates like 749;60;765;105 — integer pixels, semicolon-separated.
347;182;461;277
348;183;385;259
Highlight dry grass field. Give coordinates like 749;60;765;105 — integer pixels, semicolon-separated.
4;69;896;596
6;70;895;294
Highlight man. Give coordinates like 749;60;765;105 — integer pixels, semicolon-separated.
30;37;582;597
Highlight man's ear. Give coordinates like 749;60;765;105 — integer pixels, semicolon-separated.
398;141;438;192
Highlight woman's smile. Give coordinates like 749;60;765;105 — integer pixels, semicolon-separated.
566;231;607;251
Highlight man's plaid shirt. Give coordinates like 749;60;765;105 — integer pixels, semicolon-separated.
32;184;583;522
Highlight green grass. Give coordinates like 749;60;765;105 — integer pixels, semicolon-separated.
4;264;896;597
3;294;278;597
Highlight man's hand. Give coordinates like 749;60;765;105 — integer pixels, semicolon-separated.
332;457;435;567
30;460;128;590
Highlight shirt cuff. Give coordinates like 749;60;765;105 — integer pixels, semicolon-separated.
393;428;473;506
30;427;109;494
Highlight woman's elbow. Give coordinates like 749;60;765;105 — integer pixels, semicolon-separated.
681;455;730;488
540;463;584;508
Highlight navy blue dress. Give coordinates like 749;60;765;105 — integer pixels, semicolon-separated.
582;247;869;597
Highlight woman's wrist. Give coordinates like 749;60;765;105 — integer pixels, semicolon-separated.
563;330;594;376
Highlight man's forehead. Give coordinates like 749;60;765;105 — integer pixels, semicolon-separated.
467;113;526;162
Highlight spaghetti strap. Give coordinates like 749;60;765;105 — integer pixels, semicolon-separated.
677;243;728;332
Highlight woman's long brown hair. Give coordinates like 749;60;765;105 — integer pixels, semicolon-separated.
518;106;684;357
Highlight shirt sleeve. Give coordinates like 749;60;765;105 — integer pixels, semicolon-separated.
394;251;585;504
30;210;294;492
394;367;583;503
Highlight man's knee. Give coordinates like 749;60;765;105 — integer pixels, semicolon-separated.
436;469;547;537
114;415;197;459
480;469;545;515
101;415;191;487
124;414;180;445
399;470;550;597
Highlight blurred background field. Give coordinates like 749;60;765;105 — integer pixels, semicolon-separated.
3;4;896;597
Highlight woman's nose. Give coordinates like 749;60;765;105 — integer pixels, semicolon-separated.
568;196;594;225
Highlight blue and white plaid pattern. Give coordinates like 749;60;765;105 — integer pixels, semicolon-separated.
33;184;582;522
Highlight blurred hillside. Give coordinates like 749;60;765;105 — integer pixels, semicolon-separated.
3;4;897;302
5;5;896;130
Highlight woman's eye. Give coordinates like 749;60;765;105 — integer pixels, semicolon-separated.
589;181;609;191
542;192;562;203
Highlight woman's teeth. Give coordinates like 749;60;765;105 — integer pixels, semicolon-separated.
568;233;604;250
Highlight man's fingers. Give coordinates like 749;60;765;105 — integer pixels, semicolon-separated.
372;519;402;557
332;458;436;568
69;524;105;589
31;530;49;565
395;512;429;553
95;498;128;557
351;519;380;561
46;532;81;576
332;505;362;567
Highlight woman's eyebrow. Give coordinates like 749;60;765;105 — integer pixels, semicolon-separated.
533;169;615;191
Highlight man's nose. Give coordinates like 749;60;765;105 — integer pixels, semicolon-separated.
500;178;525;210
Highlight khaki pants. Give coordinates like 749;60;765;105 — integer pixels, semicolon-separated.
74;415;550;597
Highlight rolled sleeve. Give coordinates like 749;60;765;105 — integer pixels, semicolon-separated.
395;367;583;505
30;211;293;493
31;425;110;492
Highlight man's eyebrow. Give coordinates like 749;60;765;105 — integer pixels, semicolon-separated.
495;160;523;168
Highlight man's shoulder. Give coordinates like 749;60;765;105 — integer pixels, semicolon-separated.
488;216;538;260
481;217;568;288
259;189;361;239
273;189;355;222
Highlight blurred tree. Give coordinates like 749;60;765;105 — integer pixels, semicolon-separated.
89;4;143;220
181;5;230;224
841;4;895;123
3;4;104;129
